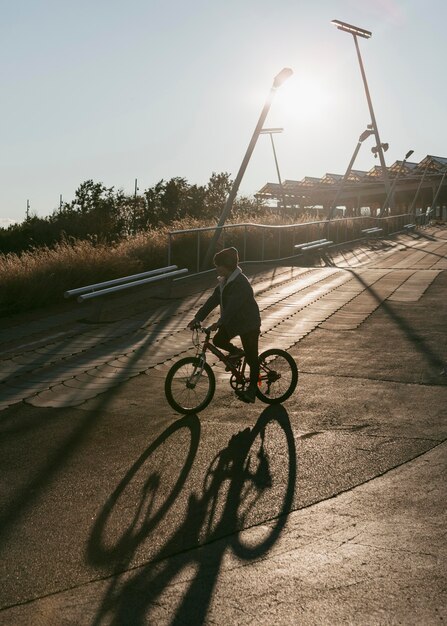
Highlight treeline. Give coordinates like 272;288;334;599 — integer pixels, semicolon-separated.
0;172;263;254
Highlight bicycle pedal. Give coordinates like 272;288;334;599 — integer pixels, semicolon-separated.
225;359;241;372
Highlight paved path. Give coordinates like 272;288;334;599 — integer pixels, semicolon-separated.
0;226;446;625
1;230;444;410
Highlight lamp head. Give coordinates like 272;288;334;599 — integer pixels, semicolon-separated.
260;127;284;134
331;19;372;39
405;150;414;160
372;143;389;157
273;68;293;88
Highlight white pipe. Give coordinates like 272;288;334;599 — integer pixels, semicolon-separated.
77;268;188;302
65;265;179;298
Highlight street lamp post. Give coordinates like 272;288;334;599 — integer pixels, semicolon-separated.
260;127;287;210
409;162;431;215
201;67;293;270
379;149;414;217
331;20;392;206
326;128;374;221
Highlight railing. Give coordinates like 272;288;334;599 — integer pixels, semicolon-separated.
167;213;424;273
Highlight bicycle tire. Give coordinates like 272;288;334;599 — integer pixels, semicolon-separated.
256;348;298;404
165;357;216;414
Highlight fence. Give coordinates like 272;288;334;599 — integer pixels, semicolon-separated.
167;212;428;273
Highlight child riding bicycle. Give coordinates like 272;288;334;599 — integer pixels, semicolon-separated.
187;247;261;403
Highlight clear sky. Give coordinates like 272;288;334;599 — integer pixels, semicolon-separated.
1;0;446;226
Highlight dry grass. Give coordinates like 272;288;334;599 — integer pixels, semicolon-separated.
0;212;367;316
0;228;169;315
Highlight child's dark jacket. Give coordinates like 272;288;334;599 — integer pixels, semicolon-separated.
195;269;261;337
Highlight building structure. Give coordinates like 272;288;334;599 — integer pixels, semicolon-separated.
256;155;447;220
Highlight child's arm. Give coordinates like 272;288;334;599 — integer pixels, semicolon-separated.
187;286;220;328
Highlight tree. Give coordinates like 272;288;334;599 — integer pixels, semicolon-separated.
204;172;232;220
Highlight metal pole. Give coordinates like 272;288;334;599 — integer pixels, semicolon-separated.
197;231;200;273
379;150;414;217
352;34;392;204
134;178;138;198
269;132;287;209
409;164;430;215
326;138;364;220
201;68;293;270
243;225;247;261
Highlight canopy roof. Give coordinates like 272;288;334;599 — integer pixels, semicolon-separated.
257;154;447;207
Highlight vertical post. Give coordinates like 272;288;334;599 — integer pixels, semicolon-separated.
278;229;281;258
167;233;172;266
262;229;265;261
243;225;247;261
269;132;287;209
409;164;430;215
134;179;138;198
26;200;30;221
197;231;201;273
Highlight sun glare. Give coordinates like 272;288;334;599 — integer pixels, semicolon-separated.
274;73;334;124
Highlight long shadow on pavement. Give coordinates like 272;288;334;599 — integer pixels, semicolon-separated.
348;268;445;374
88;404;296;626
0;294;189;549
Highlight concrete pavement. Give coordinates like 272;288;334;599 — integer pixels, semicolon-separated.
0;227;446;624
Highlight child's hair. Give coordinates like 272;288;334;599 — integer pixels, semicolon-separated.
213;247;239;271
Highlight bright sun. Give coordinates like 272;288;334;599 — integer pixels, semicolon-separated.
274;72;334;124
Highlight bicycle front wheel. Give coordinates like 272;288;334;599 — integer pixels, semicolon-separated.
165;357;215;414
256;349;298;404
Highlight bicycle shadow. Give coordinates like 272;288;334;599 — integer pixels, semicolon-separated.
88;404;296;625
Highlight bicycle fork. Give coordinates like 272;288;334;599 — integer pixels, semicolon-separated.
186;353;207;389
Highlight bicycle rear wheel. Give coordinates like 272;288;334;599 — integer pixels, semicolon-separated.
256;348;298;404
165;357;215;414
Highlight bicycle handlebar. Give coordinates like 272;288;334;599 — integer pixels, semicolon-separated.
190;321;212;335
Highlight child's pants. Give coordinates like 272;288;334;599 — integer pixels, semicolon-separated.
213;327;260;389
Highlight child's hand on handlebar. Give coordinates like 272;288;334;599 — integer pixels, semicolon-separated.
187;319;200;330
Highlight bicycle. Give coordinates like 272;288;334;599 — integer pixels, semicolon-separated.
165;324;298;414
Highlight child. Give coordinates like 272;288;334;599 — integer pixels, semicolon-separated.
187;247;261;403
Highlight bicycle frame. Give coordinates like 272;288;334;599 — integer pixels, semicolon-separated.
165;327;298;414
194;328;248;386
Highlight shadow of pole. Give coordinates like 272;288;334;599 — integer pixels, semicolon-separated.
0;293;191;546
348;269;445;372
